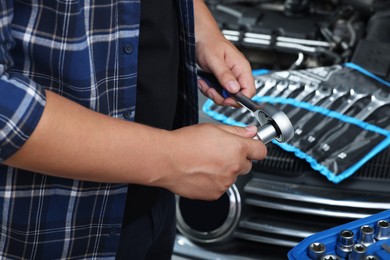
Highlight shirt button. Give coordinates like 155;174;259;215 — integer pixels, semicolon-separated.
123;111;133;119
123;44;133;54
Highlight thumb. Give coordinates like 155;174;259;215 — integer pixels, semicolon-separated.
217;125;258;139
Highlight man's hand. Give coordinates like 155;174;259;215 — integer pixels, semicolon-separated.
194;0;255;107
153;124;267;201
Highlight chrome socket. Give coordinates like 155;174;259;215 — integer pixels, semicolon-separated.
348;243;367;260
336;229;355;258
321;255;340;260
358;225;376;247
375;220;390;240
308;242;326;259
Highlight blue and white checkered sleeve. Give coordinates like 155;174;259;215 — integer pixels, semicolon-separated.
0;3;46;162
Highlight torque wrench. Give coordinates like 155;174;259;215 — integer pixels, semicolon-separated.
198;71;294;144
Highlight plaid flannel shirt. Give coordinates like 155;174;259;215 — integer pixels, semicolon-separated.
0;0;198;258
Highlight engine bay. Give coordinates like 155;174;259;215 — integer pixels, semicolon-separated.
206;0;390;79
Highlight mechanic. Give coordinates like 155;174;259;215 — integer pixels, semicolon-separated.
0;0;267;259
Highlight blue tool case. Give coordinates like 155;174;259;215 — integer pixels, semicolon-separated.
288;209;390;259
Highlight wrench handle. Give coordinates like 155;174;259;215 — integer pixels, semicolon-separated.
198;70;230;99
198;71;260;112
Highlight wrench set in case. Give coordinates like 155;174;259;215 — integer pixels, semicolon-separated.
202;63;390;183
288;208;390;259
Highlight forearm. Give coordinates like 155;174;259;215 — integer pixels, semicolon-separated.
193;0;224;43
4;90;172;184
193;0;255;106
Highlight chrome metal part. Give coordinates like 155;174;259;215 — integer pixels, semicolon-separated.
348;243;367;260
268;80;290;97
374;220;390;240
308;242;326;259
321;255;340;260
280;81;302;98
176;184;241;243
336;229;355;258
358;225;375;247
256;78;278;96
355;89;390;120
198;71;295;144
337;88;369;114
365;255;379;260
318;85;350;109
291;82;318;101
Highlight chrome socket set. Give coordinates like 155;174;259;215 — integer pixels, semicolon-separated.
288;209;390;259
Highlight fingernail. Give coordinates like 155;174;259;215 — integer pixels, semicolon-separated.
245;125;257;132
198;80;206;91
208;92;214;100
227;81;240;92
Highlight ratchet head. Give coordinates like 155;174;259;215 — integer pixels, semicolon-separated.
198;70;294;144
253;105;294;143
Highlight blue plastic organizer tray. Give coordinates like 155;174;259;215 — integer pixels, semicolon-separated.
288;209;390;259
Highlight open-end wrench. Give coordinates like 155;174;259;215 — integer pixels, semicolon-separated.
288;85;332;125
312;89;390;161
321;117;390;174
198;71;294;144
291;84;349;142
290;82;319;102
334;88;370;115
279;81;319;114
256;77;278;97
299;87;369;150
354;89;390;121
267;80;289;97
279;81;302;99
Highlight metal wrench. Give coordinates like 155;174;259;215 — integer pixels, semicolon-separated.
354;89;390;121
279;81;319;113
256;77;278;97
279;81;302;99
313;89;390;160
266;80;289;97
198;71;294;144
235;79;293;124
299;87;369;150
288;85;332;124
226;76;281;123
291;85;349;143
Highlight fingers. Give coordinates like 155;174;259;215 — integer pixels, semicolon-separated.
215;124;257;138
215;124;267;161
198;56;255;107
